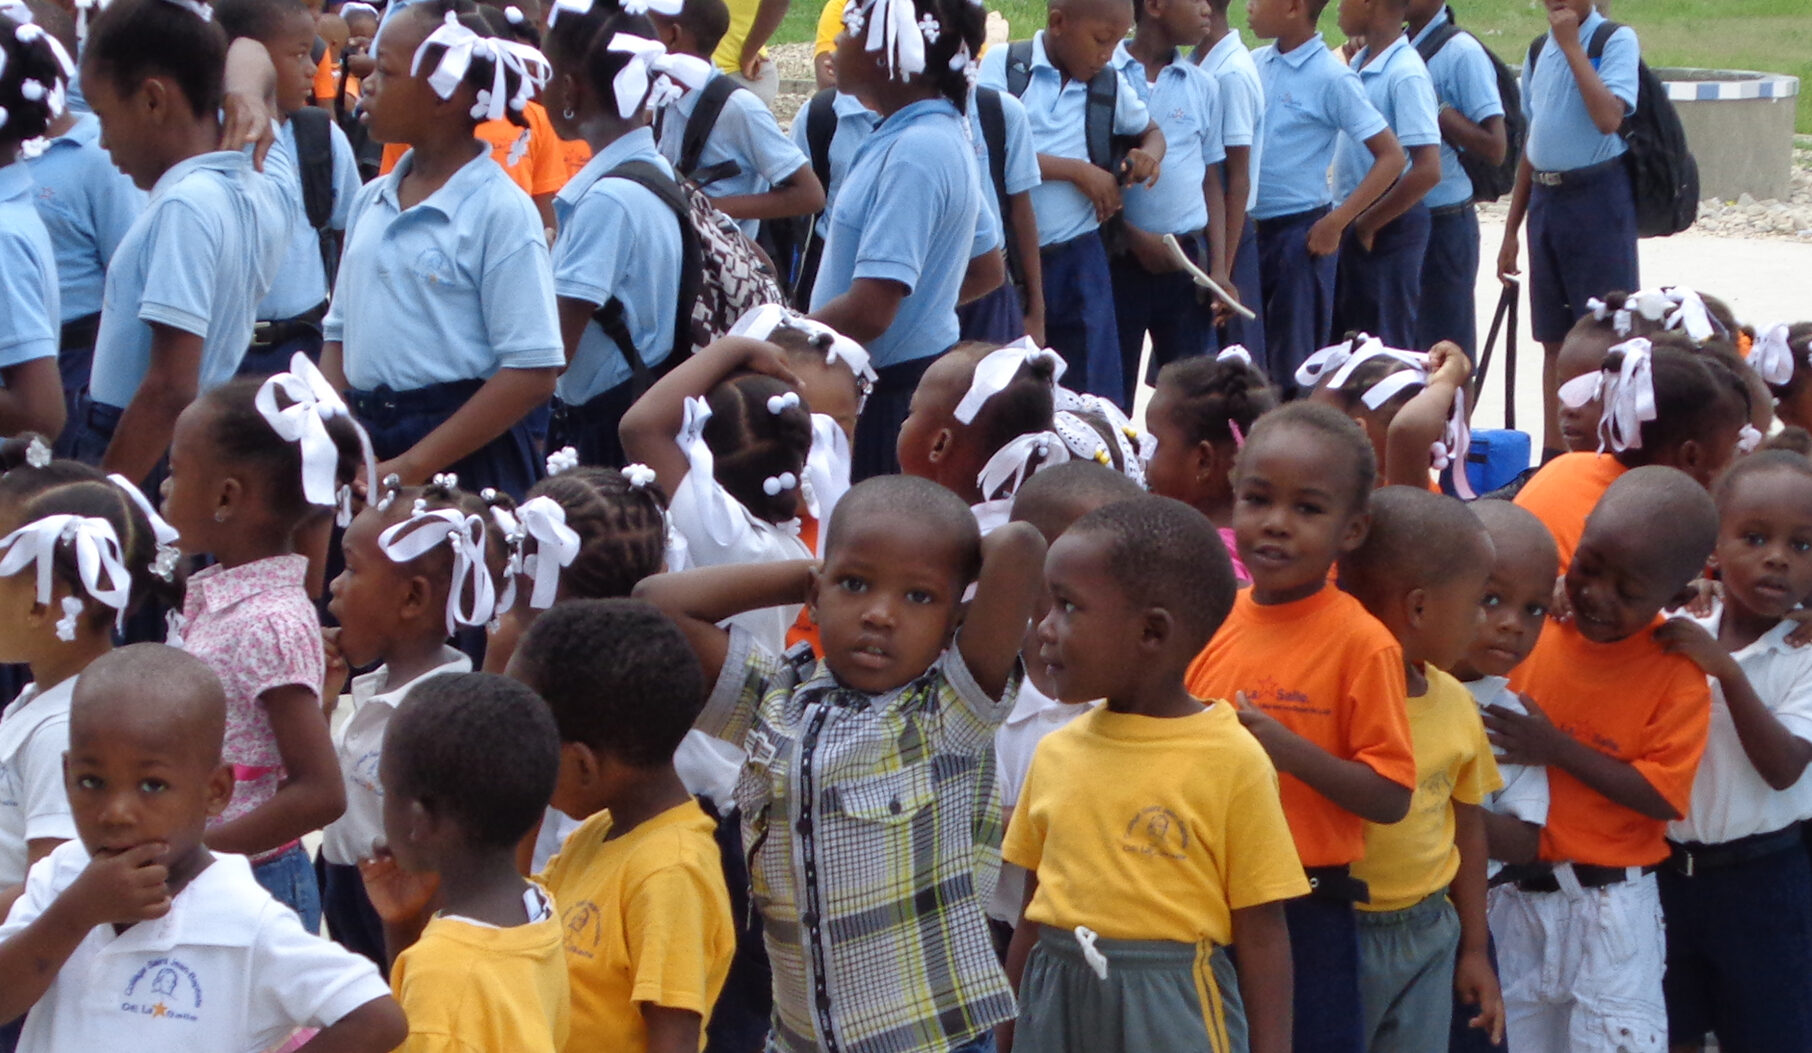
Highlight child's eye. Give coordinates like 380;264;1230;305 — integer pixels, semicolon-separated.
906;589;936;605
838;576;868;594
1526;603;1549;619
74;774;102;791
1794;539;1812;554
1480;593;1502;609
1296;502;1324;516
1745;532;1767;546
140;779;168;794
1061;599;1078;614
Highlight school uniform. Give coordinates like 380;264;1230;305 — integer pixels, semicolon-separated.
1194;31;1267;369
323;147;565;499
955;87;1042;345
656;68;810;240
1250;34;1387;395
547;127;684;468
1522;8;1641;344
0;677;76;889
0;163;60;396
979;33;1152;405
1109;43;1224;405
808;98;991;480
1330;33;1440;350
788;91;878;240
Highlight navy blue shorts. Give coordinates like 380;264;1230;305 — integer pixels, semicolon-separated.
1286;890;1365;1053
956;281;1028;346
1256;207;1338;398
1110;230;1217;406
1219;215;1268;373
1040;230;1124;405
1526;159;1639;344
548;381;639;470
1332;203;1430;351
320;857;388;975
853;352;940;482
1418;205;1481;355
348;379;541;501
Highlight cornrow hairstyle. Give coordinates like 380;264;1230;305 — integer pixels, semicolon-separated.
476;0;539;46
511;467;668;599
82;0;228;119
1237;401;1377;514
1154;354;1279;447
542;1;654;119
0;437;104;509
214;0;309;43
1609;337;1747;470
0;12;67;146
198;377;365;529
407;0;533;129
704;372;813;525
10;478;182;628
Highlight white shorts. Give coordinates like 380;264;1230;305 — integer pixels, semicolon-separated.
1489;867;1667;1053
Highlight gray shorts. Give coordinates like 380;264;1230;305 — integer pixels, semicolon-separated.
1017;926;1234;1053
1357;891;1461;1053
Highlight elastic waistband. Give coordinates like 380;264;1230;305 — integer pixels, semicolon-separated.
1255;205;1332;229
347;379;488;423
1040;230;1105;256
1532;156;1624;189
1428;201;1475;219
59;313;101;352
1037;925;1207;968
1356;889;1452;926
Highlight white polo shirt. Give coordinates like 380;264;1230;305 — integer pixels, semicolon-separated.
3;843;390;1052
1465;676;1550;876
320;649;471;866
1669;606;1812;845
0;679;77;887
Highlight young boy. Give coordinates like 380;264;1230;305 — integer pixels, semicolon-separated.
978;0;1166;406
1185;401;1415;1053
510;600;736;1053
1191;0;1265;367
1338;487;1504;1053
1108;0;1228;407
1004;495;1305;1053
1327;0;1441;350
0;644;407;1052
651;0;825;240
1243;0;1401;396
637;474;1047;1053
1497;0;1642;453
365;672;570;1051
1484;466;1718;1052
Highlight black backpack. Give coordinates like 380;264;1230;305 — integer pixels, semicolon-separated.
1004;40;1140;252
1527;20;1699;237
288;106;340;290
1413;7;1523;203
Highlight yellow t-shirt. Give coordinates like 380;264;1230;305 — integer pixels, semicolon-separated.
1354;667;1503;913
541;801;736;1053
392;894;572;1053
814;0;842;57
1002;702;1309;945
711;0;765;75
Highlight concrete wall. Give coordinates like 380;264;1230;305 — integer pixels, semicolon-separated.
1663;71;1799;202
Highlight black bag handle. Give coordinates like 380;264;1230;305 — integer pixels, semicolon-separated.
1473;280;1520;431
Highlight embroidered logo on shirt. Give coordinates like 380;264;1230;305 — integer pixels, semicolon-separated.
351;750;382;796
1168;106;1188;122
562;900;602;958
411;249;458;288
1122;806;1189;861
123;957;203;1022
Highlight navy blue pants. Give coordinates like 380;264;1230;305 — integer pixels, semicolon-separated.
236;328;324;379
1526;159;1639;343
1257;207;1338;398
1040;231;1124;405
548;381;639;470
348;379;541;501
53;313;99;455
1286;892;1365;1053
853;352;940;482
1332;203;1430;352
1219;215;1267;373
1418;204;1481;356
1660;835;1812;1052
1110;230;1217;406
320;857;388;975
956;281;1028;346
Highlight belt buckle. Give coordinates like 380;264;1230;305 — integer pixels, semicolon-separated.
1534;170;1564;188
1682;851;1695;879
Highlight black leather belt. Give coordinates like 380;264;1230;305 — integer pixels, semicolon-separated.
1493;861;1659;893
1667;823;1804;878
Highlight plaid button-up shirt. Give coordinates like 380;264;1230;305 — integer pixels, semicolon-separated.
699;629;1018;1053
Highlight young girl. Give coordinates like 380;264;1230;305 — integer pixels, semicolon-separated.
1756;322;1812;433
1300;334;1474;493
1143;347;1277;584
160;369;367;929
321;0;564;500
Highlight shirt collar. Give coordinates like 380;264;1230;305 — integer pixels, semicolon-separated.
873;97;960;139
1275;32;1326;68
349;647;472;709
1003;677;1073;727
1695;600;1801;660
557;125;663;207
1030;30;1057;72
1356;31;1413;75
42;112;102;151
148;149;247;205
833;91;878;119
186;554;309;614
101;852;265;950
1198;30;1245;72
0;164;31;204
1409;5;1453;47
378;144;496;218
1111;40;1182;80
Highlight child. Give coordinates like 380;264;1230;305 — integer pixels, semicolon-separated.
1108;0;1228;407
1650;451;1812;1051
636;474;1047;1053
1497;0;1642;452
321;0;564;499
1184;400;1415;1053
513;599;737;1053
362;672;569;1051
1304;337;1473;490
1758;322;1812;433
0;643;407;1052
1003;496;1305;1053
1483;466;1719;1053
1338;487;1505;1053
71;0;293;485
1327;0;1441;350
978;0;1165;405
1242;0;1400;395
1191;0;1265;366
1141;349;1278;583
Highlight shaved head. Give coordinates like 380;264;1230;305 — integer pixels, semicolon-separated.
1011;461;1146;544
1471;501;1559;584
1582;465;1719;594
1341;486;1492;604
71;644;228;767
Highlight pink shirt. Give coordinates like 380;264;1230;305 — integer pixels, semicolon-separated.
1219;527;1250;586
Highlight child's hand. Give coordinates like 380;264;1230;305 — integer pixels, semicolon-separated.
1548;575;1572;624
1351;217;1378;253
1784;608;1812;648
1483;694;1567;767
66;843;171;927
1122;149;1161;189
1548;4;1582;50
1426;342;1472;387
1232;692;1290;754
1678;577;1721;618
321;627;349;718
1496;234;1520;285
1209;276;1241;326
1453;947;1505;1046
358;850;440;925
1654;618;1739;680
1306;212;1345;257
220;89;277;172
1073;164;1123;223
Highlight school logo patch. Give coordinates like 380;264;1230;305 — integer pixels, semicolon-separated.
122;957;203;1022
351;750;382;796
1123;806;1189;861
410;249;458;288
562;900;602;959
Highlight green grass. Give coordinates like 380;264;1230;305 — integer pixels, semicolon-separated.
773;0;1812;133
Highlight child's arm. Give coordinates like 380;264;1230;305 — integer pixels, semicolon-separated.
1007;190;1046;344
1449;802;1504;1046
0;360;65;440
1351;143;1440;250
1231;901;1293;1053
642;1006;703;1053
1121;122;1166;188
1383;342;1470;489
1656;618;1812;790
1484;694;1678;820
1495;156;1533;284
1221;145;1251;278
295;997;408;1052
995;875;1042;1053
1440;110;1507;168
101;325;202;483
1482;809;1541;865
1203;164;1231;294
955;522;1047;701
710;163;827;223
1039;155;1123;224
1233;692;1413;823
1307;127;1401;258
205;685;347;855
632;559;816;686
810;279;908;345
1546;6;1627;135
617;335;800;497
958;248;1006;307
376;366;559;486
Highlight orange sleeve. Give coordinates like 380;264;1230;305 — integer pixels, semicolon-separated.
314;52;338;103
379;140;405;177
1343;645;1415;791
526;105;567;196
1630;664;1712;817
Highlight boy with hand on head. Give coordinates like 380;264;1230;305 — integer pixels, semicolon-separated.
1001;496;1305;1053
637;475;1047;1053
1242;0;1401;396
978;0;1166;405
1184;401;1415;1053
1191;0;1265;368
1484;466;1718;1053
0;644;407;1053
1337;488;1505;1053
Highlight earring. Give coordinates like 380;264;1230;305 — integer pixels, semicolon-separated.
214;510;227;523
562;106;576;120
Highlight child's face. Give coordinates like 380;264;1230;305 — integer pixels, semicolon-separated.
1150;0;1210;46
1453;533;1556;680
346;12;378;42
1140;383;1221;511
786;352;862;445
160;401;230;557
265;10;322;113
327;506;421;669
810;512;966;694
1565;532;1679;644
1418;559;1492;673
1036;530;1143;704
1555;330;1614;453
832;17;888;99
1333;0;1368;37
359;9;441;144
1230;427;1369;604
1047;6;1132;83
81;65;164;190
1545;0;1592;20
1243;0;1296;39
1715;469;1812;622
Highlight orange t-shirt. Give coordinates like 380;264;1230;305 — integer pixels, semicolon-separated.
1185;586;1414;868
313;51;360;107
1509;617;1711;867
1513;452;1628;572
379;102;569;196
785;512;823;654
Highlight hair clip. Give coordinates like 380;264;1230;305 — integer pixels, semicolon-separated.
411;497;428;515
503;4;523;21
766;392;801;415
256;352;377;527
622;463;657;489
54;595;83;641
954;338;1066;425
480;487;499;502
847;0;928;80
546;446;578;476
431;472;458;489
0;514;132;631
378;508;497;633
23;435;50;469
1228;420;1246;449
762;471;798;496
917;11;939;43
1738;423;1763;455
412;13;552;122
107;473;182;582
1750;322;1796;386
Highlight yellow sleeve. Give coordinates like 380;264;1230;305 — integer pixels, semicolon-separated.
624;857;734;1015
814;0;843;56
1452;705;1503;807
1223;749;1312;911
1000;745;1048;874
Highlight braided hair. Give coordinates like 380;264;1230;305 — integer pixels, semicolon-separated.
0;11;68;148
500;466;670;600
1153;354;1278;449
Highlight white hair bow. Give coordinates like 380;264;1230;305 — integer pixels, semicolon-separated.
677;396;738;546
514;495;580;610
848;0;926;80
802;413;851;527
1050;394;1145;487
1661;286;1717;345
602;32;667;119
378;508;496;634
976;429;1068;502
0;515;132;630
1430;387;1475;500
547;0;681;25
1750;323;1797;387
1217;345;1253;368
728;303;877;390
1298;334;1428;409
646;51;714;111
1559;338;1656;453
107;473;182;582
255;352;378;527
339;1;379;17
954;337;1065;425
412;13;552;121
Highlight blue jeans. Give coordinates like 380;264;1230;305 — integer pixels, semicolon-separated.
254;843;322;934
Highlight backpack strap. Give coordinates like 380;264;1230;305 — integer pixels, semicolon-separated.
1526;32;1546;79
1005;39;1034;98
1085;64;1117;171
1588;19;1618;60
974;86;1019;286
597;160;703;394
287;106;339;291
804;87;837;194
678;75;745;180
1413;20;1461;63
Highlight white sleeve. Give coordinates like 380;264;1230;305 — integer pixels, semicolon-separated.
0;842;81;936
1488;762;1549;827
18;717;75;845
249;904;393;1035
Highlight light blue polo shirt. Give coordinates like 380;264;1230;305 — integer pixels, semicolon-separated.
1112;42;1224;237
808;98;985;370
89;149;291;409
322;147;565;393
788;91;878;238
0;165;60;371
258;116;362;322
550;127;684;405
1410;10;1507;209
966;87;1042;252
1195;31;1265;214
1521;7;1638;173
1250;33;1388;220
23;113;144;324
1332;33;1440;202
978;32;1152;246
656;69;811;240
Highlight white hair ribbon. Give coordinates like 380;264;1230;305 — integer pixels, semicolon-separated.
1750;323;1797;387
512;495;579;609
255;352;378;527
1570;338;1656;453
976;429;1069;502
849;0;925;80
727;303;877;388
1738;423;1763;455
1295;334;1379;391
953;338;1066;425
1217;345;1253;368
603;32;667;119
1431;387;1475;500
106;473;182;582
802;413;851;527
339;1;379;18
411;13;552;122
646;51;714;112
378;507;496;634
677;396;739;546
0;515;132;630
1054;396;1145;487
1306;334;1429;410
1661;286;1717;345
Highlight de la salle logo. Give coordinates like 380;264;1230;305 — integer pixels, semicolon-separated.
121;957;203;1023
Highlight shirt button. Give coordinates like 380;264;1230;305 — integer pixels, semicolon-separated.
797;817;814;836
802;911;819;928
816;992;832;1010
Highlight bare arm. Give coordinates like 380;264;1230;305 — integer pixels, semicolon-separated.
1354;142;1441;241
1482;809;1541;865
1551;13;1627;135
297;997;408;1052
1007;191;1045;344
556;296;597;368
1232;901;1293;1053
737;0;790;75
642;1005;704;1053
632;560;817;685
959;249;1005;307
711;164;827;223
1221;145;1251;278
1440;110;1507;166
100;324;201;484
205;685;346;855
378;366;558;486
955;522;1045;699
1449;802;1504;1046
1383;343;1469;488
1485;697;1678;820
1496;155;1533;283
1235;693;1413;823
1655;619;1812;791
321;340;349;393
1307;128;1402;256
809;277;907;345
617;335;800;497
0;359;66;439
1203;164;1230;291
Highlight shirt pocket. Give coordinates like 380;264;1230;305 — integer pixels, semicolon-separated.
832;762;936;825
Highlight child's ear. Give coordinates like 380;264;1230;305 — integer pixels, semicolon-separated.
1191;440;1220;483
216;475;245;522
1402;586;1429;631
926;427;956;466
139;77;172;121
1339;509;1371;554
1140;606;1173;651
400;573;435;621
205;764;235;818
